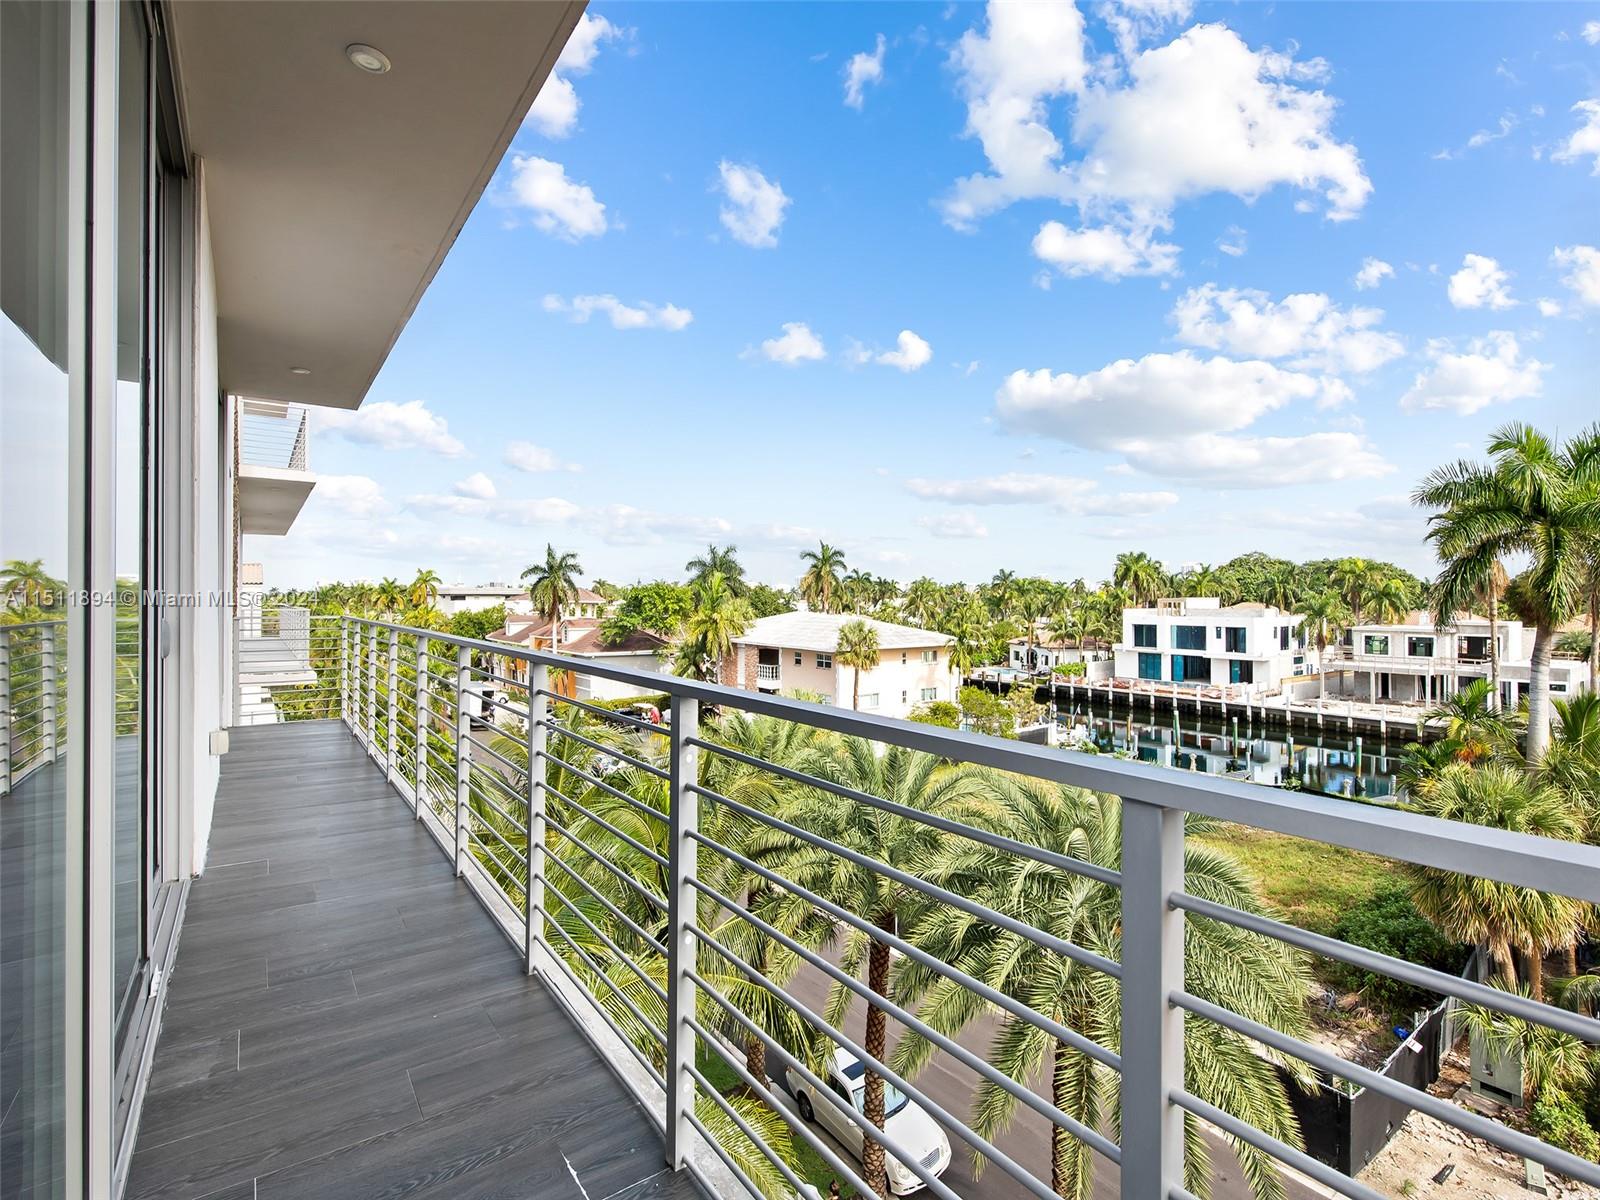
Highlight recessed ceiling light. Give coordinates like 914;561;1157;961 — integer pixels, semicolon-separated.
289;367;311;376
345;43;391;74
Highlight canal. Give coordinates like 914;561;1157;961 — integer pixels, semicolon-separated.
1047;694;1406;802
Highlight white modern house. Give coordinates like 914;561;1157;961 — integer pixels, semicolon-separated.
1112;598;1314;696
1323;612;1593;705
434;582;534;616
723;611;956;718
1007;635;1108;673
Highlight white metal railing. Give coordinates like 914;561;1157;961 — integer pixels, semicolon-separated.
238;399;309;472
1;620;66;795
332;614;1600;1200
233;609;340;725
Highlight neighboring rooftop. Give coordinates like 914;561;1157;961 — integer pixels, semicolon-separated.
488;616;600;645
732;611;953;652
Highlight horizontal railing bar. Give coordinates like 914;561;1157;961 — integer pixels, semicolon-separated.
342;615;1600;899
464;826;525;881
1176;892;1600;1043
541;689;668;736
540;748;669;828
463;777;529;835
690;736;1121;886
545;810;669;913
1170;1090;1382;1200
687;869;1119;1154
463;731;526;779
464;806;528;864
1175;992;1600;1187
535;931;669;1093
472;690;529;721
680;1103;782;1200
539;719;670;781
544;848;666;953
542;774;669;869
474;666;529;690
690;780;1123;981
541;882;667;1003
684;1058;813;1200
535;903;668;1042
688;826;1120;1070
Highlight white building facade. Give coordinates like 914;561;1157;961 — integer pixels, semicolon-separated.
1112;599;1313;697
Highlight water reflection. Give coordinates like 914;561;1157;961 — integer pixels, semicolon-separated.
1050;697;1402;802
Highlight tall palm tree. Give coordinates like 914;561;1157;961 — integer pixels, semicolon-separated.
1017;584;1052;668
1457;557;1512;711
673;571;751;681
1260;563;1300;612
375;577;405;613
1;558;63;610
1181;563;1221;598
523;545;583;654
1113;551;1167;607
1414;422;1600;761
902;577;942;628
1360;574;1411;626
890;779;1312;1200
686;543;747;597
1404;762;1589;1000
407;568;441;610
759;743;997;1199
1297;591;1349;698
986;569;1020;620
835;619;881;710
798;542;847;614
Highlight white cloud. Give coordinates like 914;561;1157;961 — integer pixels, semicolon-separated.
542;293;693;330
758;322;826;366
506;156;607;240
1553;100;1600;174
581;504;733;547
1032;220;1179;279
1119;432;1391;488
1400;331;1547;415
504;441;582;473
1553;244;1600;306
944;15;1371;235
1216;225;1247;257
843;34;886;109
1583;21;1600;45
313;474;390;518
1097;0;1194;60
908;472;1179;515
1171;284;1404;374
997;351;1350;446
452;472;497;500
1537;297;1564;318
524;13;626;138
1447;254;1515;310
716;161;790;248
314;399;465;457
409;492;581;525
874;330;933;372
918;512;989;539
1353;257;1394;290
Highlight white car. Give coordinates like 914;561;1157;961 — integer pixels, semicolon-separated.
786;1047;951;1196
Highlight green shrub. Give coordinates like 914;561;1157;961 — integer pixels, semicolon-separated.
909;700;960;729
1531;1089;1600;1162
1052;661;1086;678
1327;884;1469;1014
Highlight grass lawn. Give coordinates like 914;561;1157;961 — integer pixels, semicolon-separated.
1195;823;1396;936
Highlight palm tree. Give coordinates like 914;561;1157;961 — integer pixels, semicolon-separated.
1260;563;1300;611
523;545;583;654
1113;551;1167;607
1;558;63;610
798;542;847;614
1017;584;1052;669
375;577;405;613
686;543;747;597
1457;557;1512;711
1181;563;1221;598
1329;557;1374;626
902;577;942;628
407;568;441;610
1297;591;1349;698
835;619;881;710
1414;423;1600;761
1457;990;1596;1108
986;569;1020;620
1404;762;1589;1000
673;571;751;682
759;742;997;1198
1360;574;1412;626
890;779;1312;1200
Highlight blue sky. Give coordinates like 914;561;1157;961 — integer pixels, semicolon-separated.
254;1;1600;592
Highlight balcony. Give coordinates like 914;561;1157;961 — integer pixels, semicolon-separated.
237;400;315;535
756;663;782;683
122;616;1600;1200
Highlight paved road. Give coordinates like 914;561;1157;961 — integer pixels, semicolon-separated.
780;957;1325;1200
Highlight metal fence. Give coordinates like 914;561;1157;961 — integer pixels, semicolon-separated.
333;614;1600;1200
237;399;309;471
233;609;341;725
1;620;66;795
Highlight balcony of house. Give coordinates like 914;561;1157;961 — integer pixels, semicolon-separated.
116;616;1600;1200
237;400;315;535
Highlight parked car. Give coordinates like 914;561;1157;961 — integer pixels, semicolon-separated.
786;1047;951;1195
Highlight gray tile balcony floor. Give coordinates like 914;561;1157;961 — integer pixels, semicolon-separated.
127;721;699;1200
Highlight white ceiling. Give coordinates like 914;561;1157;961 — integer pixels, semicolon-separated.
168;1;583;409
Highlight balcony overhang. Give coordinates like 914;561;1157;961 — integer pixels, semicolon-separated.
167;0;583;410
237;466;316;535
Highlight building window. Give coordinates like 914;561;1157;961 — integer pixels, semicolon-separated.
794;650;802;666
921;649;938;663
1173;625;1206;651
900;651;908;664
860;693;879;709
1133;623;1157;648
1230;659;1254;684
1279;626;1290;650
1137;652;1162;680
1407;636;1435;657
1363;635;1391;656
1171;655;1210;683
816;653;832;669
920;687;938;701
1224;627;1247;653
900;690;908;704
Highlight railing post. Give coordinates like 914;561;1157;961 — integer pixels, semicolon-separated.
0;630;10;795
385;627;399;785
365;623;379;759
1120;797;1187;1200
338;616;349;727
40;625;58;762
414;635;428;818
665;694;700;1170
454;644;470;877
525;662;548;975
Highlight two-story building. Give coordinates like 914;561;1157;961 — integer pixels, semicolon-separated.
1323;611;1593;706
722;612;956;718
489;614;669;703
1112;598;1313;697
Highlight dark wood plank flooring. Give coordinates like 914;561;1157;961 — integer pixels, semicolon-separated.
126;721;699;1200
